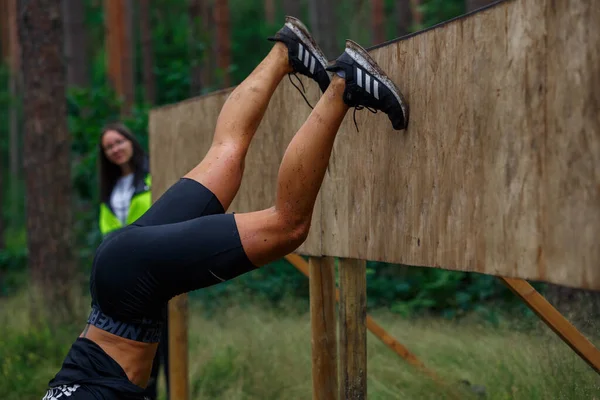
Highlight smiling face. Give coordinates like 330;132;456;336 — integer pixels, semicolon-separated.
102;130;133;167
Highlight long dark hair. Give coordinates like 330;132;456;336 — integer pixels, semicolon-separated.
98;122;147;204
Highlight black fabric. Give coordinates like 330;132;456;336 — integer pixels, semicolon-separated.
86;306;162;343
89;179;257;330
47;178;257;398
47;338;148;399
90;211;257;327
267;22;331;94
135;176;224;225
43;385;123;400
325;51;408;130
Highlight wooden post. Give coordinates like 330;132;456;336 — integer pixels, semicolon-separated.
500;277;600;374
339;258;367;400
309;257;338;400
285;254;435;375
168;294;189;400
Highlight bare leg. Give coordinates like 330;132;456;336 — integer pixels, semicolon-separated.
235;75;349;266
184;42;292;210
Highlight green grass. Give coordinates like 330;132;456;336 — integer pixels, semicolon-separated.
1;292;598;400
170;302;600;400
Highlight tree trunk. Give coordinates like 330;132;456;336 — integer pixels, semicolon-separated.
466;0;494;12
282;0;302;18
1;2;9;58
7;0;21;233
395;0;411;36
371;0;385;45
264;0;275;24
188;0;203;96
104;0;135;115
139;0;156;104
62;0;89;88
308;0;337;59
409;0;422;27
17;0;77;318
0;1;9;251
213;0;230;88
201;0;215;92
125;0;136;102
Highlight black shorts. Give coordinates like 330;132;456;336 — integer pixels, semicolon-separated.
43;383;119;400
47;338;150;399
47;179;258;398
43;380;132;400
88;178;257;339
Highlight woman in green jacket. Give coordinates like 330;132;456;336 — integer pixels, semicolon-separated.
98;122;168;400
98;123;152;235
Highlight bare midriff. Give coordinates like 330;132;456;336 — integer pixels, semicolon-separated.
80;324;159;388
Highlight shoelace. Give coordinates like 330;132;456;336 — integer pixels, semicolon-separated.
288;73;314;109
289;73;379;132
353;105;378;132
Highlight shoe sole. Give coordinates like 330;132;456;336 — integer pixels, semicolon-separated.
284;16;330;76
344;39;409;128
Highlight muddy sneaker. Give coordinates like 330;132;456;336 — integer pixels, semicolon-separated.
326;39;409;130
268;16;331;95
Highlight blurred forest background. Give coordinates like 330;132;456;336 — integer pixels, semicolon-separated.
1;1;599;399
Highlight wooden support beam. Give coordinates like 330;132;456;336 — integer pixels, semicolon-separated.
500;277;600;375
168;294;189;400
338;258;367;400
286;254;464;398
286;254;431;371
309;257;338;400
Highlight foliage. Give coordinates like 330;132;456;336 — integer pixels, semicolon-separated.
0;246;28;297
0;294;82;400
364;261;545;321
189;256;542;324
0;326;73;398
420;0;467;30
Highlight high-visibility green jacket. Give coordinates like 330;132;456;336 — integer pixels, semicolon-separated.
99;173;152;235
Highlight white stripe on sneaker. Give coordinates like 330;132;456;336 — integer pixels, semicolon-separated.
303;51;310;67
345;47;404;111
355;65;381;100
310;56;316;74
284;21;329;70
299;43;304;60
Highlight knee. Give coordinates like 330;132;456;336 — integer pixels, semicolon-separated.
211;141;247;168
236;209;312;267
211;139;247;156
276;212;311;250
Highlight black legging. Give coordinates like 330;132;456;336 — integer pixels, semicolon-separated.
88;178;257;340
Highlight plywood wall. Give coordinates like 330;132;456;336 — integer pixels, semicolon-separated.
150;0;600;290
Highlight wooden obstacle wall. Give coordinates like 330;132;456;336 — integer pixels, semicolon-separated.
150;0;600;291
